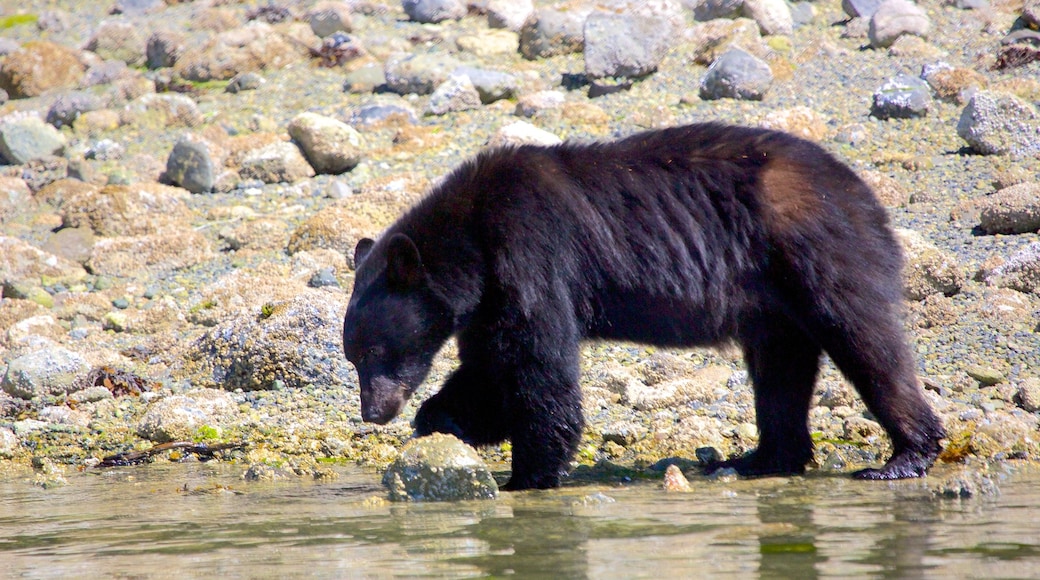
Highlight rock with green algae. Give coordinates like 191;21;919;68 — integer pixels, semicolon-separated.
382;433;498;502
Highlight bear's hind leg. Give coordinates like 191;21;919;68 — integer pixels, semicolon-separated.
709;315;821;477
817;316;944;480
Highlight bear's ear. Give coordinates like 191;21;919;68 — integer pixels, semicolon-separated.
386;233;424;289
353;238;375;267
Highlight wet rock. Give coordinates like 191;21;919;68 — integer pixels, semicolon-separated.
136;389;239;443
402;0;466;23
842;0;882;17
0;116;67;165
383;433;498;502
602;421;647;446
663;464;694;492
933;469;999;499
519;6;590;60
2;345;91;400
239;141;315;184
583;13;672;81
288;112;365;174
243;463;297;481
86;229;214;277
85;20;146;66
174;22;308;82
307;2;354;37
488;0;534;30
185;291;357;392
978;182;1040;235
956;91;1040;157
0;41;86;99
146;30;186;69
384;52;463;96
871;74;931;119
453;67;518;104
425;74;482;116
60;182;192;237
742;0;794;35
699;48;773;101
869;0;931;49
487;121;562;147
981;242;1040;294
166;134;225;194
895;228;965;300
1014;378;1040;412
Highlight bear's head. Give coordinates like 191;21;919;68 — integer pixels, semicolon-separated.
343;233;453;424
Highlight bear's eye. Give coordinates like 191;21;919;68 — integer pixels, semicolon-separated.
359;346;385;362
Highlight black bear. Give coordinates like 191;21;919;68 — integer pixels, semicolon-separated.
342;123;945;490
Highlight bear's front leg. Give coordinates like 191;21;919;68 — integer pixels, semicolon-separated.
415;363;510;445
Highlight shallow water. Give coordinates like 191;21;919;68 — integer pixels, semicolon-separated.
2;462;1039;579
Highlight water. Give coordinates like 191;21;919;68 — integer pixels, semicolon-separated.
2;462;1039;579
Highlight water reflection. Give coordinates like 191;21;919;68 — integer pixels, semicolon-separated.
1;463;1039;578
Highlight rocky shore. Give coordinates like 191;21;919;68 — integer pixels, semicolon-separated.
1;0;1039;492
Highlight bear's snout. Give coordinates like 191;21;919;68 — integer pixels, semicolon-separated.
360;376;408;424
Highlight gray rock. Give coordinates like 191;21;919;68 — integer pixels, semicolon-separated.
978;182;1040;235
519;6;591;60
895;228;964;300
842;0;882;18
225;72;265;94
402;0;467;23
384;52;463;96
515;90;565;117
982;242;1040;294
82;60;134;87
453;66;518;104
308;267;340;288
1014;378;1040;412
349;102;419;127
0;427;18;459
22;155;68;192
307;2;354;37
699;48;773;101
692;0;744;20
0;116;67;165
146;30;186;69
166;135;222;194
868;0;930;49
425;74;482;116
956;91;1040;157
85;20;146;67
742;0;794;35
239;141;316;184
488;0;534;30
933;470;1000;498
1;345;91;400
128;93;204;127
584;13;673;80
47;92;105;129
86;139;124;161
344;64;386;94
112;0;166;15
43;227;95;266
185;291;357;392
288;112;365;174
871;74;932;119
136;389;239;443
383;433;499;501
790;2;815;27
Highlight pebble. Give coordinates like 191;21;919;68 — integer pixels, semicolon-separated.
452;66;518;104
842;0;883;18
349;101;419;127
956;91;1040;157
895;228;965;300
0;116;67;165
694;0;743;20
870;74;932;119
307;1;353;37
486;121;562;147
165;135;224;194
869;0;931;49
239;141;316;184
699;48;773;101
515;90;565;117
742;0;794;36
488;0;534;31
85;20;146;67
226;72;265;94
663;464;694;492
384;52;463;96
519;6;590;60
146;30;186;69
46;92;105;129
